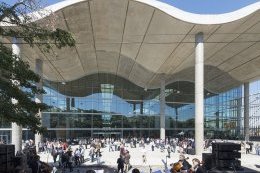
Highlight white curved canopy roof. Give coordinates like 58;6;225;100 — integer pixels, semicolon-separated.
15;0;260;93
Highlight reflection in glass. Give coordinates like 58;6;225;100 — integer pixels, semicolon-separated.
40;73;244;139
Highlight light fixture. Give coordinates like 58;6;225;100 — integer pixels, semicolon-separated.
61;82;66;85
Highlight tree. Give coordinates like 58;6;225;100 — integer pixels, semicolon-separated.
0;0;75;133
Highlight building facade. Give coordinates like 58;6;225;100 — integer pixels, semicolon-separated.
41;73;245;140
2;75;260;142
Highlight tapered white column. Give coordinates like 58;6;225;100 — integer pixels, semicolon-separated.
160;76;165;140
244;82;250;141
11;38;22;154
11;123;22;154
195;32;204;155
35;59;43;152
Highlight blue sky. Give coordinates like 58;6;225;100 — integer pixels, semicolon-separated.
160;0;259;14
2;0;259;14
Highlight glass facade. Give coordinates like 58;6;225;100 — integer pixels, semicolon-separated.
248;81;260;140
40;73;244;140
1;73;260;141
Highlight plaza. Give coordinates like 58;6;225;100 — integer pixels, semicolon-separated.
37;142;260;172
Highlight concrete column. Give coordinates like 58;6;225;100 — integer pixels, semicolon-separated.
35;59;43;152
11;38;23;154
160;76;166;140
195;32;204;155
11;123;22;154
244;82;250;141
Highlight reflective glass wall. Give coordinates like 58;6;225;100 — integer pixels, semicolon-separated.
1;76;260;143
248;81;260;140
41;73;243;140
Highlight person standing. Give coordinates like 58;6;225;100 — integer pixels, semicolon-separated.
109;141;114;152
51;147;58;163
142;146;147;164
179;155;191;172
117;155;125;173
68;151;73;172
172;140;176;153
124;150;131;172
245;142;250;154
191;158;205;173
151;144;154;151
79;146;85;163
89;146;95;162
74;148;80;166
167;146;171;158
120;143;125;157
133;139;137;148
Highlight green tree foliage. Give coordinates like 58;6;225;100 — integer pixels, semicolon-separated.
0;0;75;133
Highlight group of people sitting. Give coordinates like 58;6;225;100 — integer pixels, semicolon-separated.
170;155;204;173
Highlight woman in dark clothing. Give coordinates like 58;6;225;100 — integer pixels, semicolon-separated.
117;155;125;173
179;155;191;171
191;158;205;173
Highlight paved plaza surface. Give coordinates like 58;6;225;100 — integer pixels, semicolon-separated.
39;143;260;173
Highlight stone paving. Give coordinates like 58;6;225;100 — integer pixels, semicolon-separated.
39;144;260;173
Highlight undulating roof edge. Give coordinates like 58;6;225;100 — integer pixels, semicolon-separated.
1;0;260;26
137;0;260;24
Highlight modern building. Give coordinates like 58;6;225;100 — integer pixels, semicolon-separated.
1;0;260;154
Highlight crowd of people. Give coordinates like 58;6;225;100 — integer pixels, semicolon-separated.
20;137;196;172
16;137;260;173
